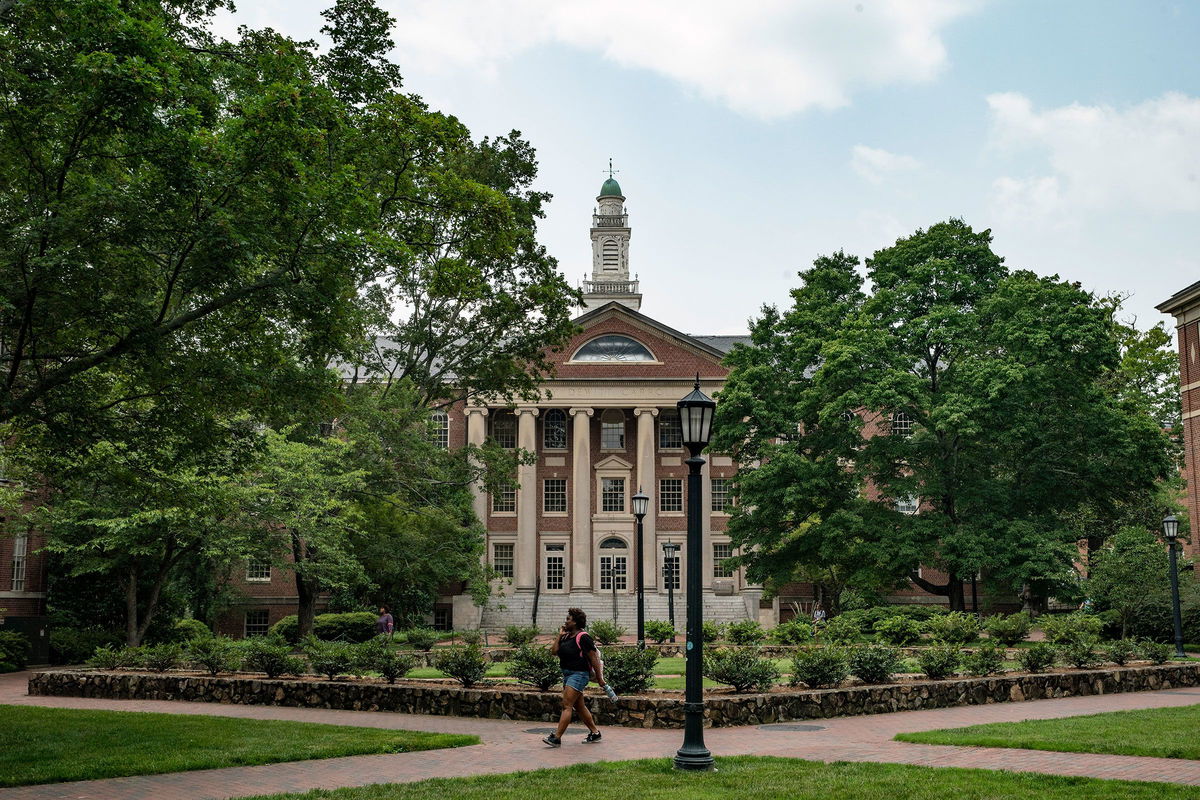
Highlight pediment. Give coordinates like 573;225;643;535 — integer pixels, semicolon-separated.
594;454;633;470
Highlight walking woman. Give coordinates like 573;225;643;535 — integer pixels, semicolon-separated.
543;607;606;746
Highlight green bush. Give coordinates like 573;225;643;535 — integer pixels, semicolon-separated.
873;616;923;646
1016;642;1057;673
312;612;378;643
88;645;125;670
269;615;300;644
303;638;359;679
848;644;901;684
0;631;31;671
788;647;850;689
923;612;981;644
725;619;766;646
433;645;488;687
1137;639;1173;665
50;628;121;665
983;612;1032;646
1039;612;1105;645
820;615;861;644
702;620;724;643
770;619;814;646
588;620;625;646
509;643;561;691
457;629;483;646
358;636;415;684
916;643;960;680
602;646;658;694
961;642;1005;677
1059;636;1102;669
139;643;183;672
703;647;780;693
242;637;305;678
187;636;242;676
502;625;539;647
644;620;677;644
1104;638;1138;666
404;627;440;651
168;618;212;643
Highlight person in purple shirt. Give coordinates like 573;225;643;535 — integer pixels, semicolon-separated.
377;606;394;639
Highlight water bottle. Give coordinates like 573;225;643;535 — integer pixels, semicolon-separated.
603;683;619;702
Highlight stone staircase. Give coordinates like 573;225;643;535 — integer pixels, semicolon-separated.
479;591;754;634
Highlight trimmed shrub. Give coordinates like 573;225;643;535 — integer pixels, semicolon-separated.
509;643;561;691
187;636;242;676
789;647;850;689
820;615;861;645
312;612;378;643
704;647;780;693
588;620;625;646
139;643;183;672
502;625;539;648
269;615;300;644
961;642;1005;677
770;619;814;646
303;638;359;679
983;612;1032;646
242;637;305;678
873;616;923;646
848;644;901;684
923;612;981;644
725;620;766;646
88;645;126;670
1137;639;1173;665
168;618;212;643
357;636;415;684
916;643;960;680
702;620;724;643
0;631;31;671
404;627;440;651
1060;636;1102;669
602;646;658;694
457;629;483;646
1104;638;1139;666
1016;642;1058;673
50;628;121;665
433;645;488;687
644;620;677;644
1039;612;1104;645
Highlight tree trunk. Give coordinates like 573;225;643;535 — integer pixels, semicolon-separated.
126;565;140;647
947;577;965;612
293;532;318;638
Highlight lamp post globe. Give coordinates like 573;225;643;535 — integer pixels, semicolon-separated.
1164;513;1185;658
674;377;716;772
632;488;650;650
662;540;678;643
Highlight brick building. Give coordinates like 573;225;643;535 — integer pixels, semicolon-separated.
0;487;50;662
1157;280;1200;563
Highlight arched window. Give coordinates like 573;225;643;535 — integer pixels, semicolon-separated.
572;335;655;362
543;409;567;450
601;409;625;449
599;537;627;549
890;410;913;438
491;412;516;449
429;410;449;449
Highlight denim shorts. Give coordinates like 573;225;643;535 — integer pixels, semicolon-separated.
562;669;590;691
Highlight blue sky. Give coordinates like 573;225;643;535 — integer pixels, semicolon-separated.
218;1;1199;336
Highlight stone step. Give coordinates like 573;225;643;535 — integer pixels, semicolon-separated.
479;592;751;633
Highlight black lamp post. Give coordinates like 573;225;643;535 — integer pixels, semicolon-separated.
673;378;716;772
632;488;650;651
1164;513;1186;659
662;540;678;643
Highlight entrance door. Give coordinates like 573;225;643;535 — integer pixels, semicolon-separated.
598;537;628;591
544;544;566;591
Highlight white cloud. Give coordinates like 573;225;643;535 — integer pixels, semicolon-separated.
851;145;921;183
384;0;981;119
987;91;1200;223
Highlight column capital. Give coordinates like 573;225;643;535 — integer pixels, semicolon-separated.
515;406;540;417
464;406;490;418
634;407;660;417
569;407;595;418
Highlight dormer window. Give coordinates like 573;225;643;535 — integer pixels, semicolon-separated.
572;335;655;362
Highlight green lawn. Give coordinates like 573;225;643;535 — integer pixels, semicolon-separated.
237;755;1200;800
896;704;1200;759
0;705;477;788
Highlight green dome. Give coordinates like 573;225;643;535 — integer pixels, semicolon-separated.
599;177;623;197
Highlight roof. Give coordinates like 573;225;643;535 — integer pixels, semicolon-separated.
1156;280;1200;316
599;177;623;198
572;302;745;360
692;335;752;353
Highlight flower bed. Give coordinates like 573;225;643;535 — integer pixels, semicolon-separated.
29;662;1200;729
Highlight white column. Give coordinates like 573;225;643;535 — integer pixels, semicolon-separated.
515;407;539;593
634;407;659;591
465;406;490;567
570;407;594;591
701;455;713;591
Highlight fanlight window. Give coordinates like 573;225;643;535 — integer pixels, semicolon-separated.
599;537;627;549
572;335;654;362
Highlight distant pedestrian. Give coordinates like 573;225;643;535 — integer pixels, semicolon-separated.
543;607;605;747
377;606;394;639
812;607;826;626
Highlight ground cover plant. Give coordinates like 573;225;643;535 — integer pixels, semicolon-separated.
0;705;476;788
896;704;1200;760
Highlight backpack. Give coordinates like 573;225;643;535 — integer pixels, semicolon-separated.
575;631;603;680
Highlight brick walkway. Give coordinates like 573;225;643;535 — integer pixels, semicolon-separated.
4;670;1200;799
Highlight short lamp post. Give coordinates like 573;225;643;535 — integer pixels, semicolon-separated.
662;540;678;643
673;378;716;772
1164;513;1186;659
632;488;650;651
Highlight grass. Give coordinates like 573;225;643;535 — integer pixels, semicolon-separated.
236;755;1200;800
896;703;1200;759
0;705;478;788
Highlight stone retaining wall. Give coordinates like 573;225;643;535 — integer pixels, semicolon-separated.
29;664;1200;729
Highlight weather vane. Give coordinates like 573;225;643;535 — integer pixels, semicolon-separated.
605;158;619;179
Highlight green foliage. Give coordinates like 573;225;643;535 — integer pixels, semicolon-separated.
0;631;31;671
1087;528;1172;638
916;643;961;680
644;620;677;644
303;638;360;680
1137;639;1173;665
1060;636;1102;669
269;616;301;645
508;644;561;691
873;616;923;646
433;645;488;688
702;620;725;642
703;647;781;693
187;637;242;676
167;619;212;643
50;628;121;666
88;645;143;671
820;615;861;644
601;647;659;695
501;625;539;647
961;642;1005;677
312;613;378;643
1104;639;1139;666
788;647;850;689
588;620;625;646
404;628;440;652
983;612;1032;646
457;630;483;646
139;643;183;673
359;637;416;684
770;619;814;645
242;638;305;679
1040;613;1105;645
847;644;902;684
725;619;766;646
923;612;981;644
1016;642;1059;673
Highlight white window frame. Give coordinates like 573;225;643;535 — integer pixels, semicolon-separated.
600;409;626;450
542;409;568;450
492;413;517;449
891;410;914;438
658;410;683;450
429;410;449;449
245;559;272;583
711;478;731;513
896;495;919;515
659;478;683;513
601;477;626;513
663;553;681;590
244;609;270;638
492;480;516;514
543;478;567;514
713;542;734;579
10;533;27;592
492;542;514;578
544;543;566;591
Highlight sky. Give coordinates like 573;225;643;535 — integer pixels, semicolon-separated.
215;1;1200;336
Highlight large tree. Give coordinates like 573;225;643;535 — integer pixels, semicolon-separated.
714;220;1173;611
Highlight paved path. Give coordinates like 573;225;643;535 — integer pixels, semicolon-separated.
4;671;1200;799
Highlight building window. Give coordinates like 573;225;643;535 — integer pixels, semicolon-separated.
890;410;913;438
493;543;514;578
714;543;734;578
602;477;625;512
429;411;449;449
10;533;27;592
492;480;516;513
711;478;731;512
659;410;683;449
599;539;628;591
244;610;270;638
572;335;654;362
543;409;567;450
545;544;565;590
659;478;683;512
663;553;680;590
896;495;919;515
432;607;451;630
543;478;567;513
245;559;271;582
492;413;516;449
600;409;625;449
